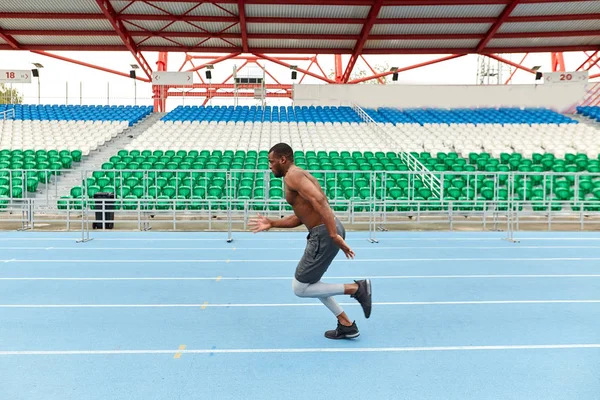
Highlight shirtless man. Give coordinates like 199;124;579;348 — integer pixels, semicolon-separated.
250;143;372;339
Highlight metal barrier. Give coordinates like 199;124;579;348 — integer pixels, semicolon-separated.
2;168;600;242
0;109;15;120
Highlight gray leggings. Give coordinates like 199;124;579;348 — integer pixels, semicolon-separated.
292;278;345;317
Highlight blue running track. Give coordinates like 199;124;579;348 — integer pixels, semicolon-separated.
0;230;599;400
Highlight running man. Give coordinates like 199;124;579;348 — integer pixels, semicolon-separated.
249;143;371;339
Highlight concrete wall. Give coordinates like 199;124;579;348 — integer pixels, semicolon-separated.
292;82;589;112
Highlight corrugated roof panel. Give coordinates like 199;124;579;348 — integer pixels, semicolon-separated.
247;23;363;35
499;20;600;33
1;0;99;13
378;5;504;19
512;1;600;16
135;37;181;47
117;1;238;16
13;35;125;46
197;37;241;48
364;39;480;49
371;23;492;35
248;39;356;49
124;20;172;32
0;18;113;31
488;36;600;48
160;21;240;34
246;5;370;19
189;3;238;17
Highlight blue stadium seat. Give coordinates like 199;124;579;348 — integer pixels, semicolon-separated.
0;104;152;125
577;106;600;122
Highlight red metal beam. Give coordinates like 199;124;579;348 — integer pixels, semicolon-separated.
504;53;528;84
590;73;600;80
165;83;292;89
167;91;291;98
298;58;317;84
349;54;466;84
486;54;535;74
0;28;20;50
360;55;385;84
476;0;521;53
29;50;151;82
95;0;153;80
186;53;241;72
551;52;566;72
2;12;599;24
342;0;384;83
577;51;598;71
252;53;336;83
1;44;598;54
587;58;600;72
117;0;598;4
238;0;249;53
154;52;168;112
5;30;600;41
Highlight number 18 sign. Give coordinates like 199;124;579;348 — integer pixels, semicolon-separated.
0;70;32;84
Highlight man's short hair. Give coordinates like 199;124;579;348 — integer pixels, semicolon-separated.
269;143;294;162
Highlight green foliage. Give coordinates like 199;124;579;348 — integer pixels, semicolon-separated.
0;83;24;104
328;61;391;84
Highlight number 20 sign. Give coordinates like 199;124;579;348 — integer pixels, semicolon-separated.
543;71;588;84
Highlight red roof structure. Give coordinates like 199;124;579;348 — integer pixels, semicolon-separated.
1;1;598;108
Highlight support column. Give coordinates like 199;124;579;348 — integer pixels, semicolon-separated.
153;52;168;112
551;52;566;72
334;55;343;83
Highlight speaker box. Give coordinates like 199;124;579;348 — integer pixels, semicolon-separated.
32;69;39;78
291;71;297;80
206;70;212;79
129;70;136;79
392;72;398;81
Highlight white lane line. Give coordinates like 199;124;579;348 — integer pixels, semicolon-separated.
1;274;600;281
1;343;599;356
2;300;600;308
2;259;15;264
1;257;599;263
1;237;599;242
1;245;600;250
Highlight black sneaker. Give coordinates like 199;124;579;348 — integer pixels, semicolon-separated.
351;279;372;318
324;321;360;340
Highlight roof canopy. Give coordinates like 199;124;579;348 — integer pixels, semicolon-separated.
0;0;598;55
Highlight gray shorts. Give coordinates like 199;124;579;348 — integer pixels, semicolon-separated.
295;218;346;284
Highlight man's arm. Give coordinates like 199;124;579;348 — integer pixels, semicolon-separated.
249;213;301;233
270;214;302;228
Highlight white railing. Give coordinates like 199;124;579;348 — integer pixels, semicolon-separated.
351;103;442;197
565;82;600;114
0;108;15;120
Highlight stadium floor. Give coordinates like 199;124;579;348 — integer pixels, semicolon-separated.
1;230;599;400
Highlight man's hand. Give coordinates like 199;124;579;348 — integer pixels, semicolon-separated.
249;213;272;233
332;234;355;259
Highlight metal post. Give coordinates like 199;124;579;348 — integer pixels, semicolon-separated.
226;170;233;243
503;173;519;243
66;81;68;105
368;171;378;243
76;200;93;243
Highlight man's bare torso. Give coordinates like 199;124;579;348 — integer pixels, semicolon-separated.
284;167;328;230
